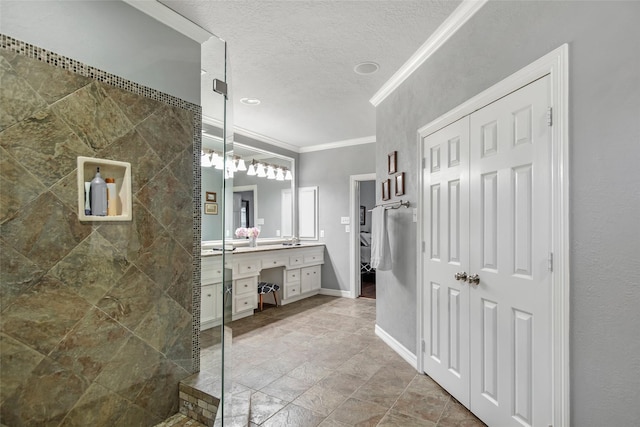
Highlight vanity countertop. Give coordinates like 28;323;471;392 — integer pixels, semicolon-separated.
201;242;325;257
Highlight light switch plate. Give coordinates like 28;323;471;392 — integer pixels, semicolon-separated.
345;225;350;233
257;218;265;225
320;230;325;238
413;208;418;223
340;216;350;224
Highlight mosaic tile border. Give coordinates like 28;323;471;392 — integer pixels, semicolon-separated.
1;33;203;373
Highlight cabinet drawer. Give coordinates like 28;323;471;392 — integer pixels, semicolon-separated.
304;253;323;264
238;260;259;275
201;260;224;283
286;269;301;282
235;294;256;313
261;255;287;268
285;284;300;299
289;255;303;266
201;284;217;322
235;277;256;296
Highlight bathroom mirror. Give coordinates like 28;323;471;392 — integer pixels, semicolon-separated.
201;131;295;243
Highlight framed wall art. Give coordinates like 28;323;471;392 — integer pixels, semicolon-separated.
204;202;218;215
387;151;397;174
205;191;217;202
360;206;366;225
382;179;391;201
395;172;405;196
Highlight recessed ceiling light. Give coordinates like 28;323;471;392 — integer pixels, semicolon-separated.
354;61;379;75
240;97;261;106
201;69;207;75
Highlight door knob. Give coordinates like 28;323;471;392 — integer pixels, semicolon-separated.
468;274;480;285
454;272;468;281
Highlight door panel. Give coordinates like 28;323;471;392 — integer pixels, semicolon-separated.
422;116;470;406
422;75;552;427
469;76;551;427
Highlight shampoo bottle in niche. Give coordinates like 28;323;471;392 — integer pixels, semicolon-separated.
90;167;107;216
105;177;117;216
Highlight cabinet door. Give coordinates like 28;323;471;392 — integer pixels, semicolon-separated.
201;284;217;326
301;265;321;293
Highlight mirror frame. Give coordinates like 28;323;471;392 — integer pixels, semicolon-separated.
201;138;297;247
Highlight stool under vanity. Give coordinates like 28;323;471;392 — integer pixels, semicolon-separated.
199;243;325;330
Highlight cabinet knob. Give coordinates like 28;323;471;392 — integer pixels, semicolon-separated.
273;261;277;264
207;294;212;297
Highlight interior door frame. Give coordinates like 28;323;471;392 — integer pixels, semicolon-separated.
416;44;569;426
350;173;377;298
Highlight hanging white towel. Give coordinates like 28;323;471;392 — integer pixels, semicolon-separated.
371;206;391;271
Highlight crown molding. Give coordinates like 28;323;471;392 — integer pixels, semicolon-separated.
202;115;301;154
123;0;215;43
369;0;488;106
298;135;376;153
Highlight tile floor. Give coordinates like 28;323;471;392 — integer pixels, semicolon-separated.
197;295;485;427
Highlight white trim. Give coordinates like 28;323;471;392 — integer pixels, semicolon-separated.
123;0;215;44
370;0;488;107
349;173;376;299
298;136;376;153
416;44;569;427
319;288;351;298
375;325;418;370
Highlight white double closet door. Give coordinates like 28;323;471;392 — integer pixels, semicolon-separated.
422;76;552;427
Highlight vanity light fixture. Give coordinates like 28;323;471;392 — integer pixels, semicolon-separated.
247;160;257;176
213;153;224;170
201;151;213;167
266;165;276;180
256;163;267;178
276;168;285;181
236;158;247;171
285;169;293;181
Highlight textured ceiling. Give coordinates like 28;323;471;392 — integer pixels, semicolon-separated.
159;0;462;148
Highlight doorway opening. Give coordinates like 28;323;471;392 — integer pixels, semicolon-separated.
350;173;376;299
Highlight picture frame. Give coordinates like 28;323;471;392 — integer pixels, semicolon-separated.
387;151;397;175
382;179;391;201
360;206;366;225
205;191;217;202
204;202;218;215
395;172;405;196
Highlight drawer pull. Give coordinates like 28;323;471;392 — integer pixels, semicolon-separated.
273;261;277;264
244;301;248;305
207;294;212;297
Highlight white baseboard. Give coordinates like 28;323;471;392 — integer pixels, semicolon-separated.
319;288;352;298
375;324;418;370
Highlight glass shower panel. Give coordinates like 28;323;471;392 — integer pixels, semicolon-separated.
200;34;234;424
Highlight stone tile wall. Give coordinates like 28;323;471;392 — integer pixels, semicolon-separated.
0;35;203;426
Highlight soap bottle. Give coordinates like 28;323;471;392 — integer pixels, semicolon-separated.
90;167;107;216
105;178;117;216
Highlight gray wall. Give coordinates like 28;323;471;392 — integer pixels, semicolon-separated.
0;0;201;104
376;1;640;425
299;143;375;291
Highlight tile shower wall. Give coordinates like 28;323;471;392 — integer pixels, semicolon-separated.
0;36;202;426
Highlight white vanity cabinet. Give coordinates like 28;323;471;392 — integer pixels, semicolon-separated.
200;257;225;330
201;243;325;322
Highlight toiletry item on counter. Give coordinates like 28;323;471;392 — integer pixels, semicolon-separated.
105;178;117;216
84;182;91;215
90;167;107;216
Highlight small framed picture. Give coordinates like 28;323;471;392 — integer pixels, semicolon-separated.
382;179;391;201
360;206;366;225
205;191;217;202
388;151;397;175
204;202;218;215
395;172;405;196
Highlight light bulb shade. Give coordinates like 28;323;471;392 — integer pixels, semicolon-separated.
276;168;285;181
266;165;275;179
236;158;247;171
285;169;293;180
214;155;224;170
201;151;213;167
256;163;266;177
247;163;256;176
229;157;238;172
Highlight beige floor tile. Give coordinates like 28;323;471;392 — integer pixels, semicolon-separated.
377;409;436;426
293;383;350;417
261;402;326;427
248;391;287;425
328;397;388;426
260;374;317;402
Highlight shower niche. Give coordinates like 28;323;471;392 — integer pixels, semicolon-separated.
77;156;132;221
